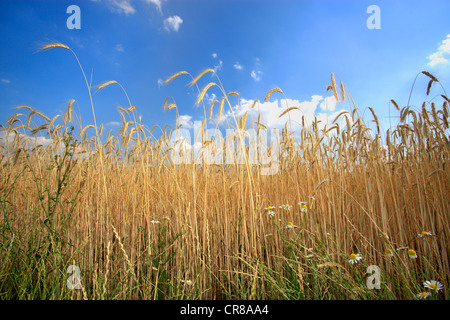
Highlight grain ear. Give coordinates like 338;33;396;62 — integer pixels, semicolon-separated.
189;69;215;87
64;99;75;126
165;71;190;84
330;73;340;103
39;42;70;51
96;80;118;92
279;107;300;118
196;83;218;106
264;88;283;102
340;80;346;102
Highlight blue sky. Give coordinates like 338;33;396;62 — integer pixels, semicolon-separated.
1;0;450;143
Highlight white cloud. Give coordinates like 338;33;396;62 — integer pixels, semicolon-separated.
214;60;223;73
164;94;348;165
144;0;166;13
109;0;136;15
427;34;450;67
250;70;262;82
233;62;243;70
204;92;217;105
428;52;448;66
216;95;345;132
0;130;89;160
0;130;55;152
250;57;262;81
107;121;121;126
0;78;10;84
211;53;223;73
157;78;164;87
319;96;337;112
164;15;183;32
177;114;194;129
115;44;124;52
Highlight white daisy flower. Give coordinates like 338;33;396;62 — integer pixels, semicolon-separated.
348;253;362;264
265;205;276;217
279;204;292;211
385;248;394;257
416;292;431;299
299;202;308;213
424;280;443;292
418;231;432;238
283;221;297;229
407;249;417;259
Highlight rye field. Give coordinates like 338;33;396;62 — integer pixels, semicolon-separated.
0;43;449;300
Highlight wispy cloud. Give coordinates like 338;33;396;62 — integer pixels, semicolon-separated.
233;62;243;70
211;53;223;73
164;15;183;32
250;70;262;82
250;57;262;82
427;34;450;67
115;44;125;52
215;60;223;73
0;78;11;84
176;114;194;129
144;0;166;14
204;92;217;105
106;121;121;126
108;0;136;15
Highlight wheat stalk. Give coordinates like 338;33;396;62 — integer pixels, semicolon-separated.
422;70;438;82
369;107;380;134
64;99;75;126
196;83;218;106
165;71;190;84
102;241;111;300
218;97;226;121
264;87;283;102
39;42;70;51
209;99;219;120
111;224;137;291
96;80;118;92
330;73;340;103
390;99;400;111
340;80;346;102
189;68;215;87
278;106;300;118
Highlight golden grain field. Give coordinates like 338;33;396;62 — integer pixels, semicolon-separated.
0;43;448;300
